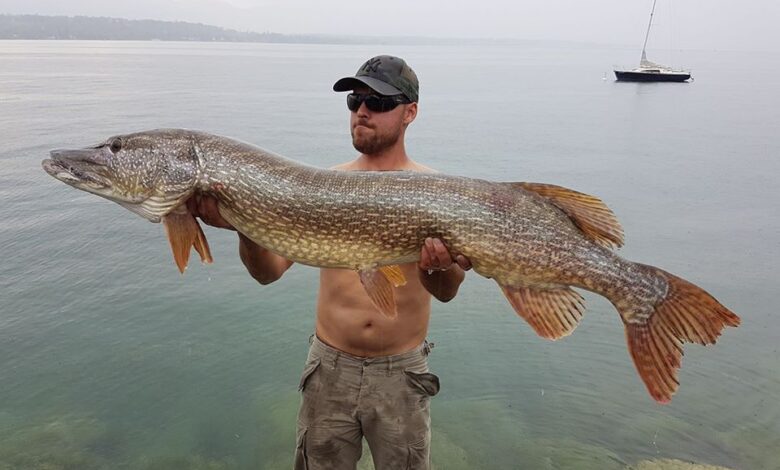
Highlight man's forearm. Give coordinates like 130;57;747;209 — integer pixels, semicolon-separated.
419;266;465;302
238;233;293;285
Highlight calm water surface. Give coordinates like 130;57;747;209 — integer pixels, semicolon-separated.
1;41;778;469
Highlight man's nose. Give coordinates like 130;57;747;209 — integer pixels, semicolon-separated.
357;102;371;117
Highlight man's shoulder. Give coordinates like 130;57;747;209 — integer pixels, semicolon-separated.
409;161;437;173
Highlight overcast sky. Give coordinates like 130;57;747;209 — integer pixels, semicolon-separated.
2;0;778;51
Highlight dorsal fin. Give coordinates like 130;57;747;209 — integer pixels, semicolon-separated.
509;182;625;249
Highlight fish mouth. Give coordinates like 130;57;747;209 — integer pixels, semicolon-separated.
42;149;112;191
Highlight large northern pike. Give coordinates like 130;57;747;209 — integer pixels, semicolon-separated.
42;129;740;403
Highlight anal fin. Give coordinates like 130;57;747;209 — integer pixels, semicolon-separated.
162;208;213;273
499;283;585;340
359;269;398;318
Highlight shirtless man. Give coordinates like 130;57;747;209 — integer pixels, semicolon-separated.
189;55;471;470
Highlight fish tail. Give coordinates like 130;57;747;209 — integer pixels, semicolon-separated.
618;267;740;403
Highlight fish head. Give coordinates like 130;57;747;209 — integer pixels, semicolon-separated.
42;129;201;222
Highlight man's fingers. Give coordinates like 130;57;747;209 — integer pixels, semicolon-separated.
419;242;431;266
420;238;472;273
420;237;460;271
430;238;453;264
186;197;198;216
420;238;439;270
424;239;437;263
455;255;472;271
199;195;214;216
187;195;234;230
187;194;208;218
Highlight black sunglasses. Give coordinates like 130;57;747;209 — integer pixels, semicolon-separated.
347;93;411;113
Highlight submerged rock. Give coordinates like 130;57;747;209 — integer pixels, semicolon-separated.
354;429;471;470
629;458;734;470
138;455;234;470
0;414;109;469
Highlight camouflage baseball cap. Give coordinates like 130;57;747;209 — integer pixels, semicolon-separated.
333;55;419;102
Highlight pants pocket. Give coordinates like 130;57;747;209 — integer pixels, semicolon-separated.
404;370;440;397
294;427;309;470
298;358;321;392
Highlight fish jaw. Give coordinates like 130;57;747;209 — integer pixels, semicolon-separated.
43;148;115;197
42;147;159;220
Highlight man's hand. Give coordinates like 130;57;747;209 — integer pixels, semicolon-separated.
187;194;292;284
418;238;471;302
419;238;472;272
186;195;234;230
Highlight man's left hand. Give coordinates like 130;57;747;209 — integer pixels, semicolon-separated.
419;238;472;272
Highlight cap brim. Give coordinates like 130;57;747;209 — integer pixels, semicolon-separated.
332;76;402;96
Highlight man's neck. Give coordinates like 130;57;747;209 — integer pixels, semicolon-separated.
356;152;410;171
333;146;434;174
355;140;412;171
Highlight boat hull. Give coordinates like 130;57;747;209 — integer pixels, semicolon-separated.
614;70;691;82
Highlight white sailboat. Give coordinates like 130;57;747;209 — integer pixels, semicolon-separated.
614;0;691;82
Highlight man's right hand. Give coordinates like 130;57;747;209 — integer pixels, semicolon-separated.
187;195;235;230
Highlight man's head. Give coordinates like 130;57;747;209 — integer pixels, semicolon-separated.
333;55;419;155
333;55;419;103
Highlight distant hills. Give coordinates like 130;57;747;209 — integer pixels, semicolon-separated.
0;14;308;42
0;14;537;46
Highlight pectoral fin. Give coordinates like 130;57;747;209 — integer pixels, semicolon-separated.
162;209;213;273
499;283;585;340
359;269;398;318
379;265;407;287
191;220;213;264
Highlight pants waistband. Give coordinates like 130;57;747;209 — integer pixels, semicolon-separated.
308;334;433;371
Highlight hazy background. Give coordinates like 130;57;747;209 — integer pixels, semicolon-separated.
2;0;779;51
1;0;779;468
0;39;778;469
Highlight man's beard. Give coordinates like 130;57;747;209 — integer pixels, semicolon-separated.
352;127;401;155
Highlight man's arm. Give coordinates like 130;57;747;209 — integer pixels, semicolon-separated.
237;232;293;284
418;238;471;302
187;195;293;285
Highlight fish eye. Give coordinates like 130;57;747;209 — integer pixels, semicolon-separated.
109;138;122;153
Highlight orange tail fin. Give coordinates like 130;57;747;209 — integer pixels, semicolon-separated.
620;268;740;403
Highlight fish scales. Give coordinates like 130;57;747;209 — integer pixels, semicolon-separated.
198;136;570;277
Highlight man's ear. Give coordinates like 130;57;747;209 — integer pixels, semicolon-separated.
403;102;418;125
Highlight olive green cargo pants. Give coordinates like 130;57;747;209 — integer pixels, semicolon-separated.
295;335;440;470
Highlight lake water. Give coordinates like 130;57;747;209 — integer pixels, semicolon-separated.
1;40;778;469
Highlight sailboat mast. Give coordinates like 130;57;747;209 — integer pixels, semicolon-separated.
640;0;658;62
